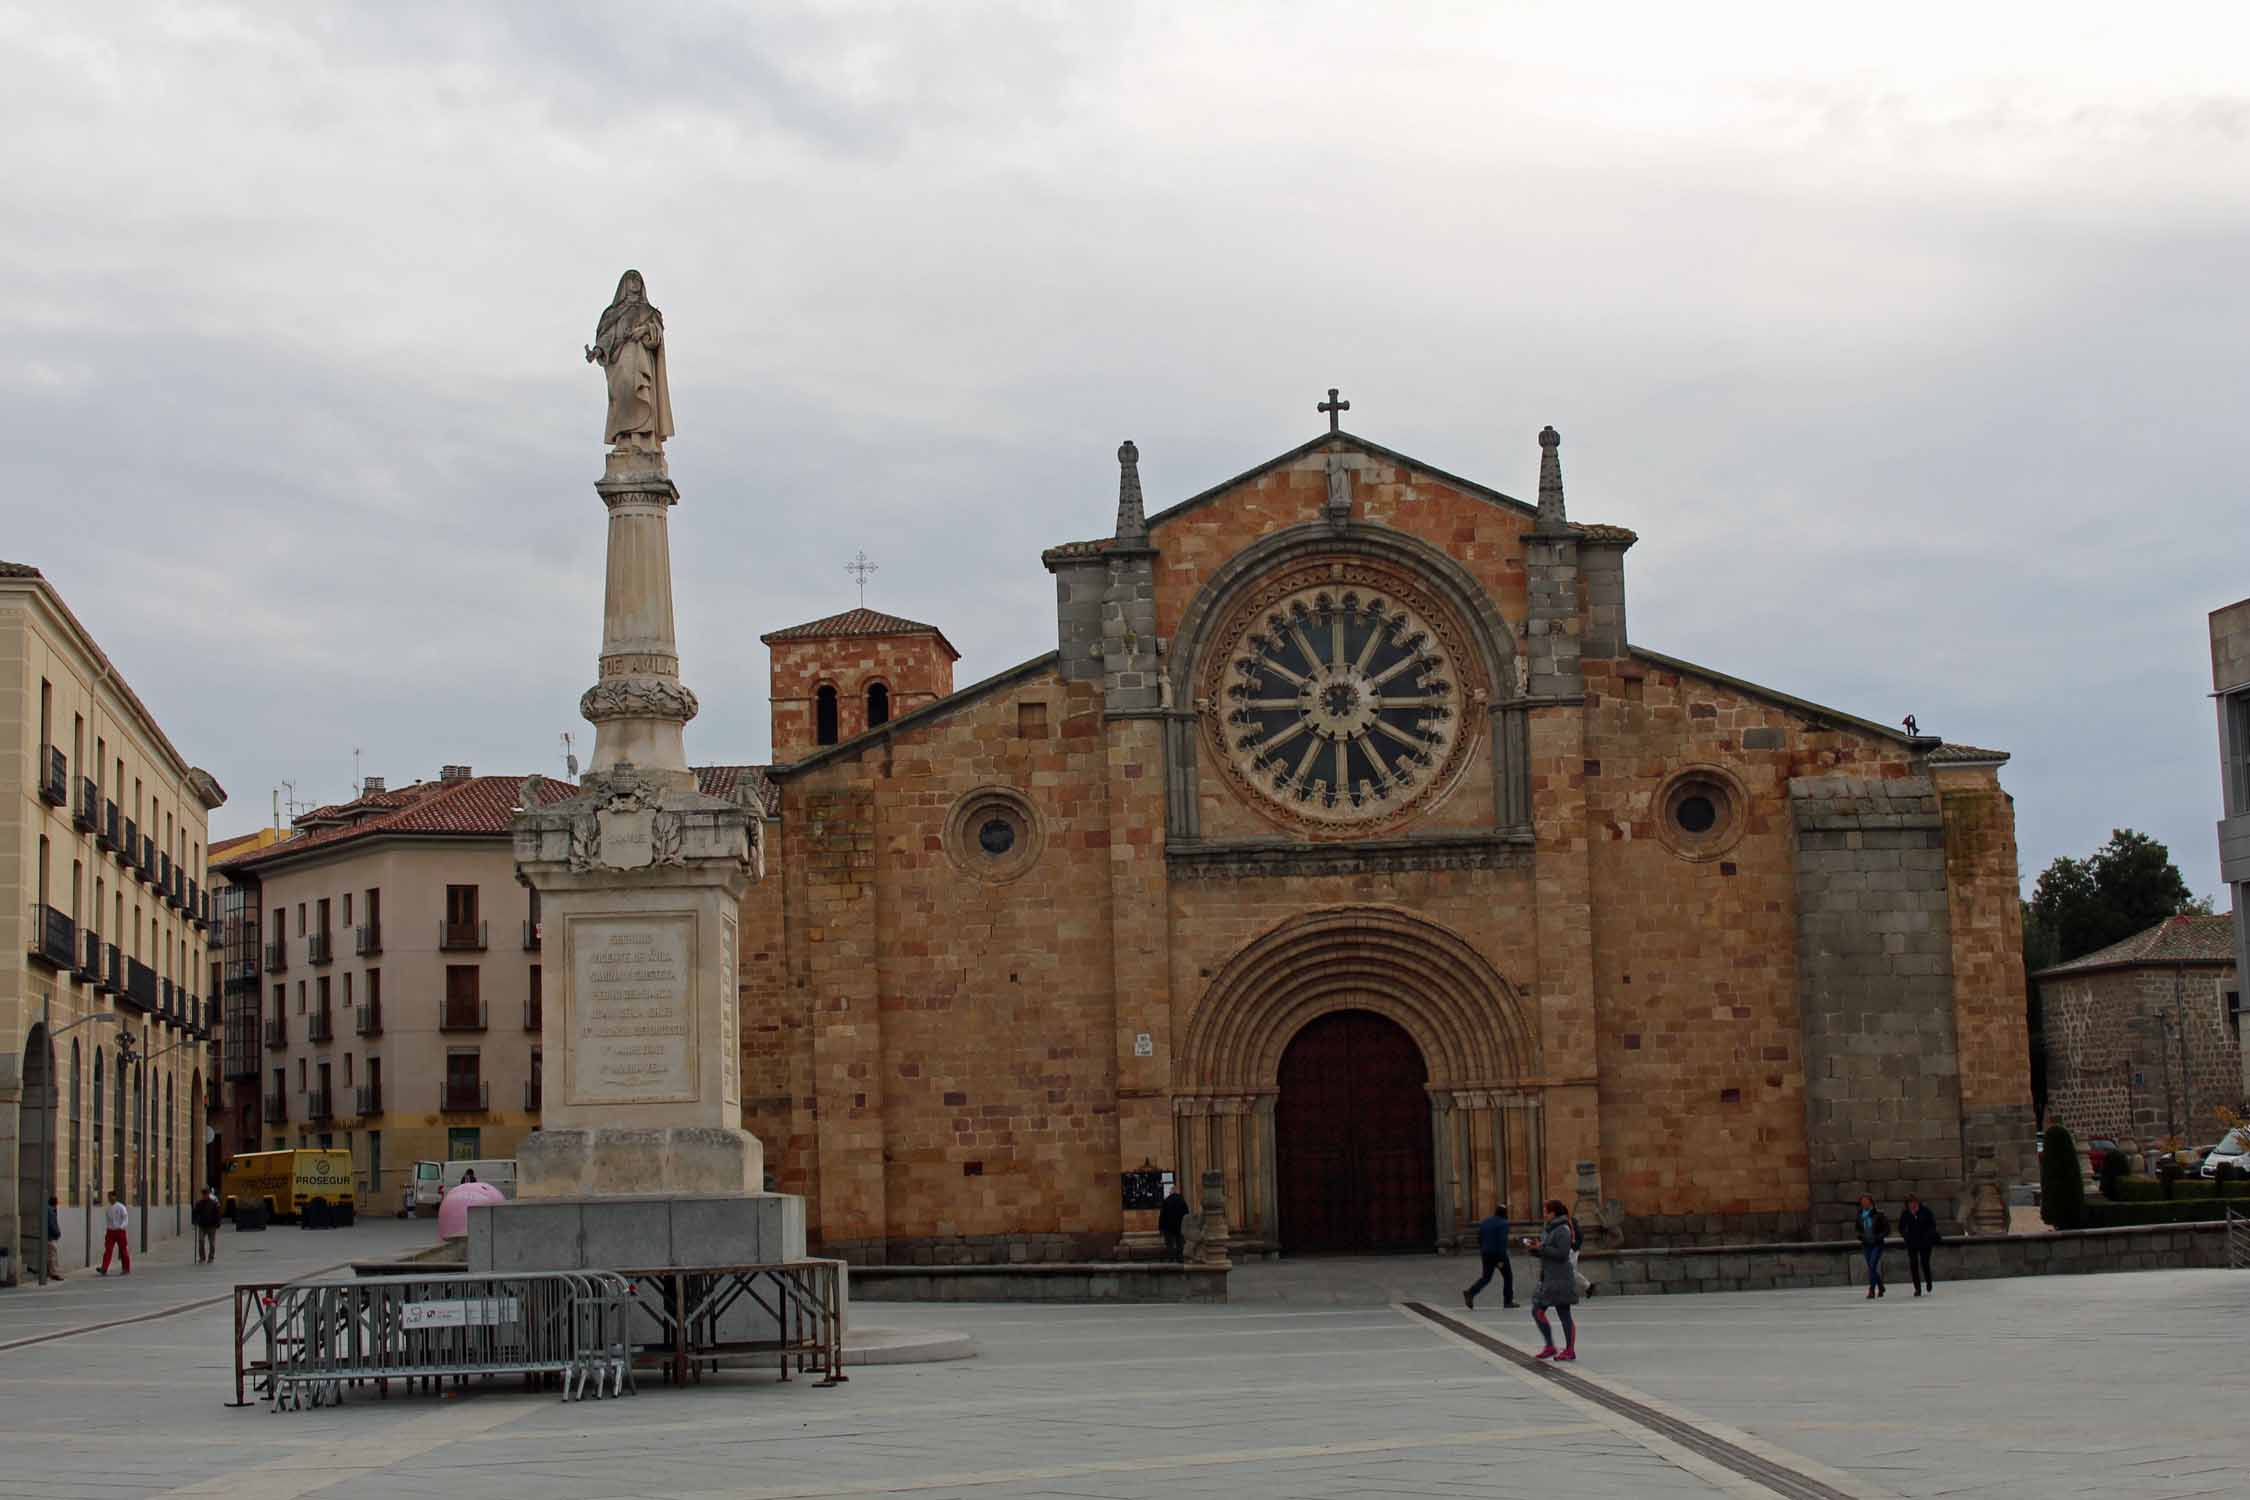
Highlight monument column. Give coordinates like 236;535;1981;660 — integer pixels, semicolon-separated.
504;269;773;1208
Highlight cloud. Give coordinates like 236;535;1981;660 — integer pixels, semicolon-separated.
3;0;2246;897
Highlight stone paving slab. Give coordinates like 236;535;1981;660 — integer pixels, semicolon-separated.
0;1254;2243;1499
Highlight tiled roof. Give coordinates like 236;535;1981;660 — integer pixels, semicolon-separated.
2033;913;2239;979
695;764;777;815
208;830;278;860
760;608;960;660
216;774;576;873
0;560;43;578
1927;743;2011;765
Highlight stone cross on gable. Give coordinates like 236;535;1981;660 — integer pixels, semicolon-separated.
1318;387;1351;433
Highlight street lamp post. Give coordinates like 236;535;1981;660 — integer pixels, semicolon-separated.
36;997;121;1286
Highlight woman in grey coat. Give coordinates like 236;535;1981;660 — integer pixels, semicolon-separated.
1523;1198;1578;1361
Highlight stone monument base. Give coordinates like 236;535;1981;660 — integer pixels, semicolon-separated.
519;1125;764;1199
468;1191;807;1272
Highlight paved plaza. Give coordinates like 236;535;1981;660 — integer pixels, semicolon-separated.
0;1229;2244;1500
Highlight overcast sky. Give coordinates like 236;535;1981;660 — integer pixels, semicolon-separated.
6;2;2246;899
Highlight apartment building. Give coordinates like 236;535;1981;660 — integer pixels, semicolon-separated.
213;768;564;1209
4;561;225;1280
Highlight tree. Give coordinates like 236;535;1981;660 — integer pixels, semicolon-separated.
2040;1124;2085;1229
2027;829;2196;965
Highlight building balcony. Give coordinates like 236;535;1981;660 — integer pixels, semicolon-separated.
354;922;381;956
188;880;205;928
159;851;173;897
264;938;288;972
307;930;333;965
97;800;120;851
27;903;75;969
263;1017;287;1050
119;816;138;870
523;997;542;1032
157;977;174;1025
136;837;157;884
306;1090;333;1122
123;958;156;1013
355;1083;382;1115
38;744;67;806
307;1009;334;1044
522;919;541;952
102;943;121;995
441;1079;489;1113
524;1078;542;1112
439;1000;488;1033
74;776;99;832
439;919;488;952
355;1002;382;1037
263;1092;287;1123
77;929;102;984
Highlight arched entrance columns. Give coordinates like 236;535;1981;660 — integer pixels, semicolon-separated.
1175;907;1546;1254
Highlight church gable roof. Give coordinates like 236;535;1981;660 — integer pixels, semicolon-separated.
761;607;961;660
1041;430;1636;564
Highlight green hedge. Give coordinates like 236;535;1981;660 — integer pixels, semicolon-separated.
2080;1199;2246;1228
2104;1175;2250;1203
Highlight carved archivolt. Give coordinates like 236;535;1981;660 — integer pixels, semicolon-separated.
579;675;701;725
1178;906;1536;1094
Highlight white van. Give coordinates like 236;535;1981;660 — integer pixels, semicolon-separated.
404;1158;519;1215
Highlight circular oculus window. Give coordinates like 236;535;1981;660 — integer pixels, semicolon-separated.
1655;768;1747;861
942;786;1042;881
1201;565;1483;836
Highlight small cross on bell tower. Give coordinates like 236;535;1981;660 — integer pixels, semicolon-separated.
845;549;879;607
1318;387;1351;433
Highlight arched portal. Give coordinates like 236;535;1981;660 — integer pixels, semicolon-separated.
1275;1010;1433;1251
1175;906;1549;1255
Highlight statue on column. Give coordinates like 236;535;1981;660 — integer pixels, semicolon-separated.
585;269;675;452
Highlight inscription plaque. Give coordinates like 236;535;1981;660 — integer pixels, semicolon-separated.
569;913;697;1105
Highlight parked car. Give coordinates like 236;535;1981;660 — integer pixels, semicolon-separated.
2198;1129;2249;1179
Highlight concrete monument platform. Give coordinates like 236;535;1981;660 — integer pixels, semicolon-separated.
467;1191;804;1272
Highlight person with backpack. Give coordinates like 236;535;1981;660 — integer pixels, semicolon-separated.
1855;1193;1889;1298
1899;1194;1941;1295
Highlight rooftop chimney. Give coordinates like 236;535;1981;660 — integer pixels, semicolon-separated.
361;775;386;794
439;764;472;783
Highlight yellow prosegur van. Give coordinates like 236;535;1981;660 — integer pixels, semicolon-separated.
220;1149;356;1221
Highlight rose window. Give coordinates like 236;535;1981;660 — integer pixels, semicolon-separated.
1205;570;1478;833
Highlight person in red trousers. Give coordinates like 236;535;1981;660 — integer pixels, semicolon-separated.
97;1192;131;1275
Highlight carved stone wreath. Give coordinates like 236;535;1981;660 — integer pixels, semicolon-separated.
579;676;701;725
1199;561;1485;836
567;768;688;873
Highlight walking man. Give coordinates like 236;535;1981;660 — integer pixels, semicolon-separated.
1855;1192;1888;1299
97;1192;131;1276
1158;1180;1190;1262
193;1187;224;1265
1524;1199;1579;1361
1900;1193;1940;1296
1462;1202;1516;1310
46;1196;65;1279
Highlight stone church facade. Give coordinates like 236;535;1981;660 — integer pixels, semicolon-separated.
737;421;2034;1261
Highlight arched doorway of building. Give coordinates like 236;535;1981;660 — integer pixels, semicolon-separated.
17;1025;53;1273
1274;1010;1433;1252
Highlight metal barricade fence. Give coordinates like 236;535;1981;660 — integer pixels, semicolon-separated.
2229;1206;2250;1270
235;1270;638;1411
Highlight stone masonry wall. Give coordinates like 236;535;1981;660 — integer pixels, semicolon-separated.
1791;774;1966;1240
1936;766;2037;1208
1584;656;1918;1241
2040;962;2244;1146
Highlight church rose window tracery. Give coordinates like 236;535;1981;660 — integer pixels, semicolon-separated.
1202;561;1484;836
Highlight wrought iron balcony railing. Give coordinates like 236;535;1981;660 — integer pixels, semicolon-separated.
74;776;99;832
38;744;67;806
438;1000;488;1033
439;919;488;952
28;903;76;969
441;1079;489;1112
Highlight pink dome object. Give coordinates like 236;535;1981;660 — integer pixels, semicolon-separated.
437;1181;507;1240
